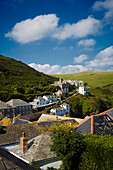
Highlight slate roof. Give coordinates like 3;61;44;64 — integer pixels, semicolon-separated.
76;111;113;135
37;96;45;100
10;118;31;125
0;123;41;146
55;107;65;111
0;101;11;110
76;117;91;134
103;108;113;118
7;99;31;107
0;148;36;170
8;134;56;163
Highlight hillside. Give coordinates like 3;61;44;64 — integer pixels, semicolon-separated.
52;71;113;88
0;55;58;101
52;71;113;117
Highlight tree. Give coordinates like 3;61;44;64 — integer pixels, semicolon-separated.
80;134;113;170
50;124;86;170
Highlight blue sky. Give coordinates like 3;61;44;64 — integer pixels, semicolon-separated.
0;0;113;74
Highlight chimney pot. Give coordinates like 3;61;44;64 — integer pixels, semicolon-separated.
20;132;28;153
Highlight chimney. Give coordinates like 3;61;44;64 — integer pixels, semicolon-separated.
20;132;28;153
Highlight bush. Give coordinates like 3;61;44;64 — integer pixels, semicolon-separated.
50;124;113;170
80;134;113;169
50;124;86;170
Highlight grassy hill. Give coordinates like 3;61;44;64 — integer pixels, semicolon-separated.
52;71;113;88
52;71;113;117
0;55;58;101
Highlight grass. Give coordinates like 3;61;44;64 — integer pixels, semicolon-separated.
51;71;113;88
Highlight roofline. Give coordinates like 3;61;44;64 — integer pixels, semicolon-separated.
91;115;94;134
98;108;113;115
76;111;113;134
0;148;35;170
41;114;83;120
76;116;91;128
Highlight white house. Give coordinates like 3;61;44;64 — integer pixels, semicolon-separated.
64;80;84;87
50;103;70;116
43;95;58;103
54;79;69;92
60;103;70;113
35;96;47;105
79;86;88;95
30;96;47;108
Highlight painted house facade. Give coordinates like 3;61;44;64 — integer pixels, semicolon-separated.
50;103;70;116
30;96;47;108
79;86;88;95
54;79;69;92
43;95;59;103
7;99;33;116
55;89;66;98
0;100;13;118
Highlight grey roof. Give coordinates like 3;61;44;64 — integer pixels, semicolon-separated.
7;99;31;107
0;123;41;146
56;107;65;111
76;112;113;135
10;119;31;125
0;148;36;170
7;134;56;163
76;117;91;134
38;96;45;100
0;101;11;110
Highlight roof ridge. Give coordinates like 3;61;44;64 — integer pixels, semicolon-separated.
91;115;94;134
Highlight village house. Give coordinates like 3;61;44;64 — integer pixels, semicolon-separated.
55;89;66;98
34;96;47;105
0;100;13;118
30;96;47;108
66;80;84;87
54;79;69;92
43;94;59;103
6;99;33;116
78;85;88;95
30;95;60;109
50;103;70;116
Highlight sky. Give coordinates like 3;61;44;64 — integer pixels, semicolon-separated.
0;0;113;74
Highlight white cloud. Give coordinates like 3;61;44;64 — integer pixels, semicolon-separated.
93;0;113;22
85;46;113;69
52;16;101;40
29;63;88;74
5;14;59;44
74;54;88;64
5;14;102;44
29;46;113;74
77;39;96;47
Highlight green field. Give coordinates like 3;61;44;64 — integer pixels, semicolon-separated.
51;71;113;88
